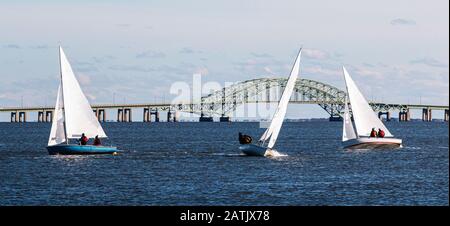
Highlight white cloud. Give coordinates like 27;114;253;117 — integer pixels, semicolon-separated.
195;67;209;75
180;48;198;54
136;50;166;58
302;48;329;60
303;66;340;76
410;57;448;68
77;73;91;86
251;52;272;58
109;65;153;72
353;67;383;79
263;66;276;75
85;93;96;101
3;44;20;49
115;23;131;28
390;18;416;26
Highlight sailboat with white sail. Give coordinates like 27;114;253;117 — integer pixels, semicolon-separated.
239;49;302;156
46;46;119;155
341;66;402;149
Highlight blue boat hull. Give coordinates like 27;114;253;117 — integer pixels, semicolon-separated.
46;144;119;155
239;144;268;156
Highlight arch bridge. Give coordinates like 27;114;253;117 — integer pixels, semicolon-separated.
174;77;448;122
176;78;347;119
2;78;449;122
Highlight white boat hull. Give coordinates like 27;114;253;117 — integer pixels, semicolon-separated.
343;137;402;149
239;144;269;156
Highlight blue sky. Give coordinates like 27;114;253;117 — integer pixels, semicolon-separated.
0;0;448;120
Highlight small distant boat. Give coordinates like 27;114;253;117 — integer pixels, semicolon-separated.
341;66;402;149
46;47;119;155
239;48;302;156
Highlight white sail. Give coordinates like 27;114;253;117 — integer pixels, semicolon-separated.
342;96;357;141
342;66;393;137
59;47;107;139
259;49;302;149
48;83;67;146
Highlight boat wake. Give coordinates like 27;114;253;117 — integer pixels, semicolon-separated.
212;153;243;157
51;155;91;162
404;146;421;150
265;149;288;157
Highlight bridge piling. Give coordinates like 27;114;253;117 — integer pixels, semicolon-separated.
199;112;213;122
399;109;410;122
38;111;44;122
150;109;160;122
220;116;231;122
199;100;213;122
329;106;342;121
329;115;342;121
117;109;124;122
18;112;27;122
117;108;131;122
143;108;150;122
10;112;17;123
124;108;132;122
445;109;449;122
173;111;179;122
166;110;178;122
100;109;106;122
378;111;391;121
93;109;99;121
167;110;172;122
95;109;106;122
422;108;432;122
45;111;53;122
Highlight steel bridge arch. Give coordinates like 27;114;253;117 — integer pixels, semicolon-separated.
175;77;348;117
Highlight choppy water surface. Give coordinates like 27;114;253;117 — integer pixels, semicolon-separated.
0;121;448;205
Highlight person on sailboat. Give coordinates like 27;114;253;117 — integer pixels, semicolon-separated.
238;132;252;144
79;133;88;145
93;135;102;146
377;129;385;138
370;128;377;138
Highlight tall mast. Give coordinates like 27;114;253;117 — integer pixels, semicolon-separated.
59;46;69;144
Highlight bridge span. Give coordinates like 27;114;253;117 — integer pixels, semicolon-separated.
1;78;448;122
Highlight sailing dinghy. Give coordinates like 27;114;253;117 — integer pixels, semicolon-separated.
46;47;119;155
239;49;302;156
341;66;402;149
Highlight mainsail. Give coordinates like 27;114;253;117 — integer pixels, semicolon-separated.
59;47;107;139
259;49;302;149
342;96;357;141
48;47;107;146
342;66;393;137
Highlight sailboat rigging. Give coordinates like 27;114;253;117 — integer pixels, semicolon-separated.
239;48;302;156
46;46;119;155
341;66;402;149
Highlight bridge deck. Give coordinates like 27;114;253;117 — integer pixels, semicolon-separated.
0;101;448;112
